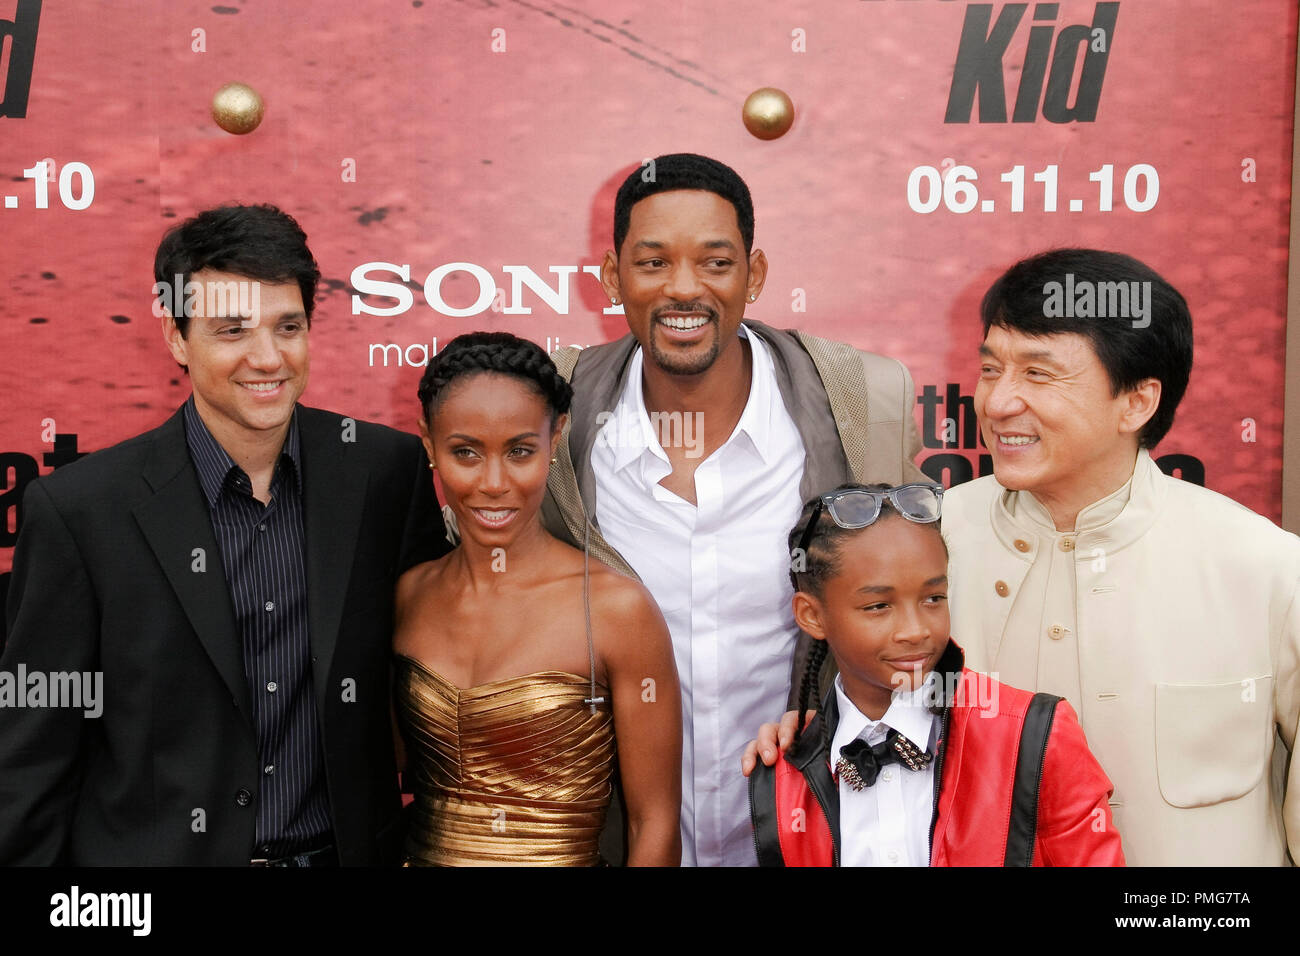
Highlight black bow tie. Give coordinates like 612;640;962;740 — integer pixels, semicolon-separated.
836;728;933;791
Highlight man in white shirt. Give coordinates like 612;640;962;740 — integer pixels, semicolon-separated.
542;152;925;865
591;324;806;866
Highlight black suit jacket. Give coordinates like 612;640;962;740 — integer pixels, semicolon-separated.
0;404;445;865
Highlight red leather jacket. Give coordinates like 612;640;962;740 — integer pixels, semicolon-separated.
749;641;1125;866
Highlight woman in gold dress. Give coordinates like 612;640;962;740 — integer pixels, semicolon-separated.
394;332;682;866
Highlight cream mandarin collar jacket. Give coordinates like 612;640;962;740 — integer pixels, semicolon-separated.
943;449;1300;866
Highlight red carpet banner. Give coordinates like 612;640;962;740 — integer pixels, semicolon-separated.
1;0;1295;576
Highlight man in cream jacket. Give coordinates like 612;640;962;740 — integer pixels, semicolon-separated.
943;248;1299;865
748;248;1298;866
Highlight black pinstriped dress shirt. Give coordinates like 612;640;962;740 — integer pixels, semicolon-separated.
183;397;331;858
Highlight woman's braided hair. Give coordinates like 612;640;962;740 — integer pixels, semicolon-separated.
786;483;946;746
417;331;573;422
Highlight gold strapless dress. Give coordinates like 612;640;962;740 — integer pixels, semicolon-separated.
397;655;614;866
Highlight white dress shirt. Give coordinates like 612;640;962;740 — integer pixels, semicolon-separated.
830;673;939;867
591;325;807;867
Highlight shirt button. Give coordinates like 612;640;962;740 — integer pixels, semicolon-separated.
887;849;900;863
264;601;275;612
1013;539;1030;553
264;764;275;775
1060;537;1076;552
1048;624;1069;640
235;788;252;807
266;681;278;693
257;523;266;533
881;769;893;782
995;580;1009;597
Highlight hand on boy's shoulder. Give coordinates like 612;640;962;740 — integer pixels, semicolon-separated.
740;710;813;776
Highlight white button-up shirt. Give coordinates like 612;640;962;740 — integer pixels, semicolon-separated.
591;325;807;866
830;673;938;867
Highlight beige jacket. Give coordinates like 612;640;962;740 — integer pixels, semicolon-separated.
943;449;1300;866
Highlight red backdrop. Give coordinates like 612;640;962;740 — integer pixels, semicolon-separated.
2;0;1296;575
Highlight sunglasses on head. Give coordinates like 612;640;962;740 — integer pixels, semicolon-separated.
795;482;945;559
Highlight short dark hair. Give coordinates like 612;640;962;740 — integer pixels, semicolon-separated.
417;331;573;425
980;248;1193;449
154;203;321;336
612;153;755;256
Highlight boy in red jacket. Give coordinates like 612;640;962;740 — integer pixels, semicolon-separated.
749;482;1124;866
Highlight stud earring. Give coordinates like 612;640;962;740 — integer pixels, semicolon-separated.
428;463;436;470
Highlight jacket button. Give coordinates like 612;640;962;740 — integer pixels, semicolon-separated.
1013;539;1030;553
235;788;252;807
1059;537;1076;552
995;580;1009;597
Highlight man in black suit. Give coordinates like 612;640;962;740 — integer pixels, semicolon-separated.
0;204;446;865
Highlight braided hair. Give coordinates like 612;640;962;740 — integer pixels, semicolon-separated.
417;331;573;423
786;483;946;746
